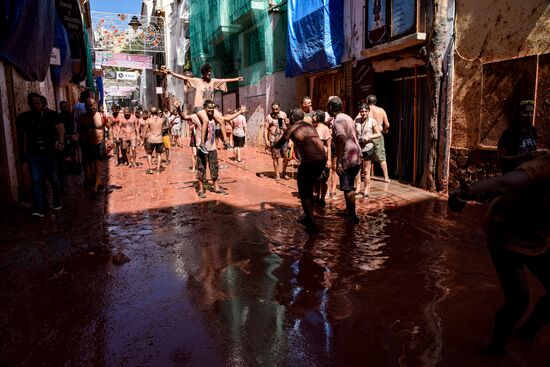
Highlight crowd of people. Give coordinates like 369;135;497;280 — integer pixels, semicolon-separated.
20;64;540;231
15;63;395;227
13;63;549;355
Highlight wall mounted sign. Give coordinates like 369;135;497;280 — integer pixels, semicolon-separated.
391;0;415;37
96;51;152;69
116;71;138;81
50;47;61;66
367;0;386;44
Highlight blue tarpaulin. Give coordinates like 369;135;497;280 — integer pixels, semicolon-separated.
0;0;56;81
95;76;104;106
286;0;344;77
51;12;72;87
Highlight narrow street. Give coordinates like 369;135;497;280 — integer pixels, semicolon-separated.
1;145;548;367
0;0;548;366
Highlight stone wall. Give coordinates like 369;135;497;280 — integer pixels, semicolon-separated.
448;148;500;190
452;0;550;149
535;54;550;149
238;71;296;147
449;0;549;188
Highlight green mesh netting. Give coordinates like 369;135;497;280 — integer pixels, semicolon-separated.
83;21;96;93
189;0;287;87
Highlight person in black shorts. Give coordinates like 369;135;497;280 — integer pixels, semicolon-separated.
142;107;165;174
273;107;327;229
231;111;247;163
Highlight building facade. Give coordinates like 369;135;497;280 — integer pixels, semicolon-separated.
343;0;437;187
188;0;295;146
450;0;550;188
0;0;95;209
344;0;548;191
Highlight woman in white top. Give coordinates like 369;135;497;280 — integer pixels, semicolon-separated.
355;104;382;198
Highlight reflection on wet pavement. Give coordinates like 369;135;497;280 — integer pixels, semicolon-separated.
102;199;548;366
2;147;549;366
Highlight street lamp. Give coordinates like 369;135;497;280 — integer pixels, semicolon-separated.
128;16;142;31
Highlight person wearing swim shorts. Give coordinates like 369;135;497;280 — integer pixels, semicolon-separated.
274;107;327;229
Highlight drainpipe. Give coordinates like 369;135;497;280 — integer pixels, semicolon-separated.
438;0;456;192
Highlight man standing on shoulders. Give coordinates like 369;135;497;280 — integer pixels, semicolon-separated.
17;93;64;218
329;96;361;223
161;63;244;152
367;94;390;182
264;102;290;181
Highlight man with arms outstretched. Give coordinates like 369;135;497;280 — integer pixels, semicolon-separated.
161;63;243;153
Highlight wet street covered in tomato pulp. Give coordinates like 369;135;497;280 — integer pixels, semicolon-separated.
1;146;549;367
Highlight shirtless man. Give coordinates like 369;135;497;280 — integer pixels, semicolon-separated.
366;94;390;182
133;109;142;164
264;102;290;180
79;98;105;194
225;110;234;148
274;107;327;229
139;110;149;156
161;63;243;153
195;100;246;198
174;101;201;172
120;107;137;167
142;107;165;174
109;105;123;165
98;105;110;137
313;110;332;206
301;96;314;119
